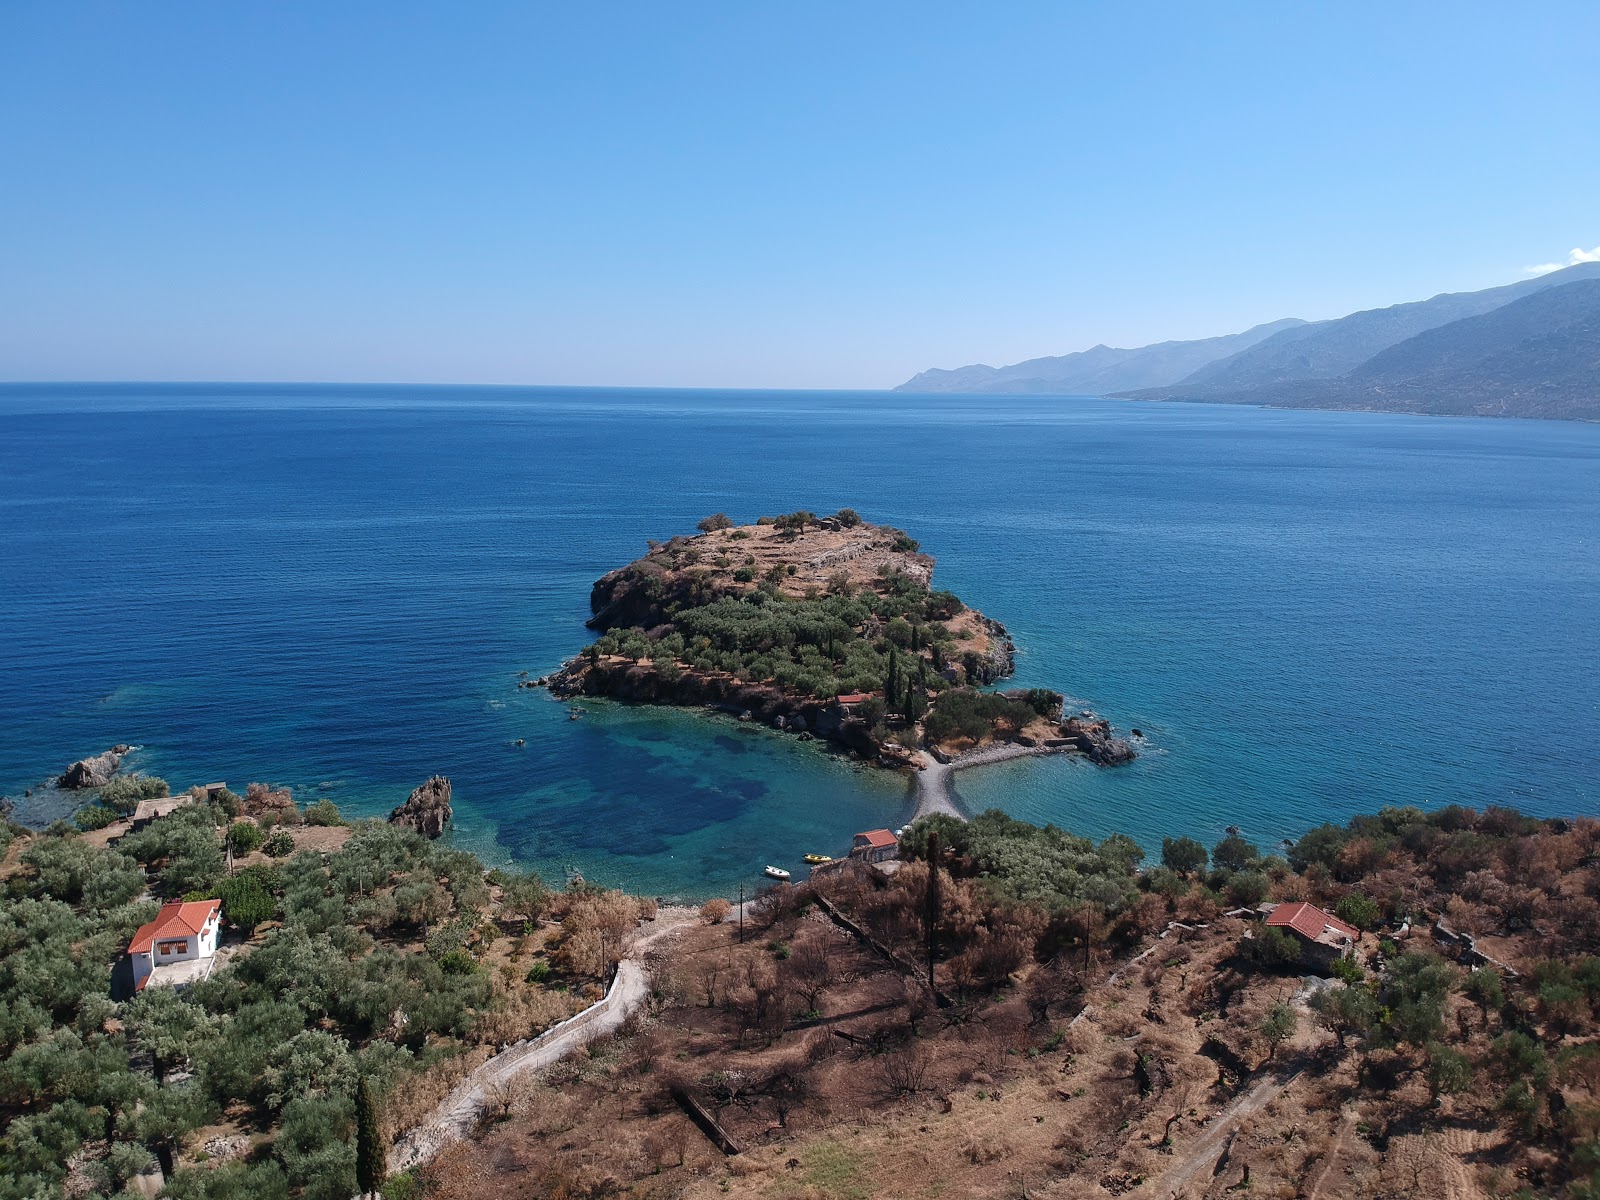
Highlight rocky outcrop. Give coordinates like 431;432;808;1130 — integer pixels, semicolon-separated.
244;782;296;818
389;776;453;839
1053;715;1137;766
57;745;132;789
545;514;1138;773
964;617;1016;685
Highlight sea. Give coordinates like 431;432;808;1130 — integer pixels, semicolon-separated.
1;384;1596;901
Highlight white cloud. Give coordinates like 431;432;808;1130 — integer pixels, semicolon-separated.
1525;245;1600;275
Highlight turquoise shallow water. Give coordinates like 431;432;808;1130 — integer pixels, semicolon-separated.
1;384;1596;899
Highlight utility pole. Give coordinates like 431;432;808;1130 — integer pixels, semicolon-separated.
738;883;745;944
925;832;940;990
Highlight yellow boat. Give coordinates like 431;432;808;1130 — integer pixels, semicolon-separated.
802;853;832;865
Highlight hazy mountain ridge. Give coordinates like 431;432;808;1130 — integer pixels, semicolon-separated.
1143;260;1600;396
898;262;1600;420
1135;278;1600;421
893;318;1306;395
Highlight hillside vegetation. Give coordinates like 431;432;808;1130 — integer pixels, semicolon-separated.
422;800;1600;1200
0;788;649;1200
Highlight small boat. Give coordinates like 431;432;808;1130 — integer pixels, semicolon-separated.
802;853;832;865
763;865;792;881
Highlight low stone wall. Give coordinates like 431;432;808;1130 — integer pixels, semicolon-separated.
391;964;631;1170
496;971;621;1067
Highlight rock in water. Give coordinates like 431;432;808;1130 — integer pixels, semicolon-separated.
58;746;129;789
1057;716;1137;766
388;775;453;839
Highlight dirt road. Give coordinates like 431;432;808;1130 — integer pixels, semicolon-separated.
391;908;694;1170
1143;1069;1300;1198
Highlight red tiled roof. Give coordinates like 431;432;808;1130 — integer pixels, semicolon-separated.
835;693;872;705
1266;901;1357;943
129;900;220;954
855;829;898;849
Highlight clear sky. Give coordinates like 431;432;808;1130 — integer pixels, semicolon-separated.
2;2;1596;389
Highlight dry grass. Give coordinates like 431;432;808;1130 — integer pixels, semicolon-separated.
422;911;1535;1200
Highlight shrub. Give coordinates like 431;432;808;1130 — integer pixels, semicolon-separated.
525;961;552;984
74;804;121;831
1335;891;1381;931
1241;925;1301;969
1330;956;1365;985
833;508;862;527
1226;870;1270;906
1161;836;1208;876
1022;688;1063;718
890;533;920;553
700;898;731;924
220;870;277;932
697;513;734;532
1211;831;1260;873
732;567;755;583
229;821;265;854
303;799;344;827
263;829;296;858
500;872;550;924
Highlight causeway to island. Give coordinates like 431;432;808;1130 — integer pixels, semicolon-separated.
539;508;1136;815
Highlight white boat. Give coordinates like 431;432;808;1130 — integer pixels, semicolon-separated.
763;865;792;881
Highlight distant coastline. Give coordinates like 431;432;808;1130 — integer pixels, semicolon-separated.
897;261;1600;422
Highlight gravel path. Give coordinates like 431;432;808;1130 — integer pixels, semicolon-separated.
391;908;695;1170
910;742;1061;822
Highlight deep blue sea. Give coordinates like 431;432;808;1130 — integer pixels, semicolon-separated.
1;384;1596;900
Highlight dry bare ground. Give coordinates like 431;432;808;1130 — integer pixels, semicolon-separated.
422;900;1555;1200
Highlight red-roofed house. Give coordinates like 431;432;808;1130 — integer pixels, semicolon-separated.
850;829;899;864
835;693;873;708
128;899;221;991
1263;901;1359;968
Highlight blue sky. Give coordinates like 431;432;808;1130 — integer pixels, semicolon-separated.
1;3;1596;388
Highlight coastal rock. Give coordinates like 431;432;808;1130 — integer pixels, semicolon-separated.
389;776;453;839
58;746;130;789
244;782;296;817
1057;715;1137;766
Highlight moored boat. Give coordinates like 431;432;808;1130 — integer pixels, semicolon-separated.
763;865;792;881
802;853;831;865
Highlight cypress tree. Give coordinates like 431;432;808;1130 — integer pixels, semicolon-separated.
356;1075;385;1199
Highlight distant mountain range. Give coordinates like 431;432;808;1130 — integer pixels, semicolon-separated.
896;262;1600;420
894;318;1307;396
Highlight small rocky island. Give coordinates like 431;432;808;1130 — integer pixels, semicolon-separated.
545;510;1135;771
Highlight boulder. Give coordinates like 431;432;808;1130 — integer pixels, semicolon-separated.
1057;716;1137;767
388;775;453;839
58;746;130;789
